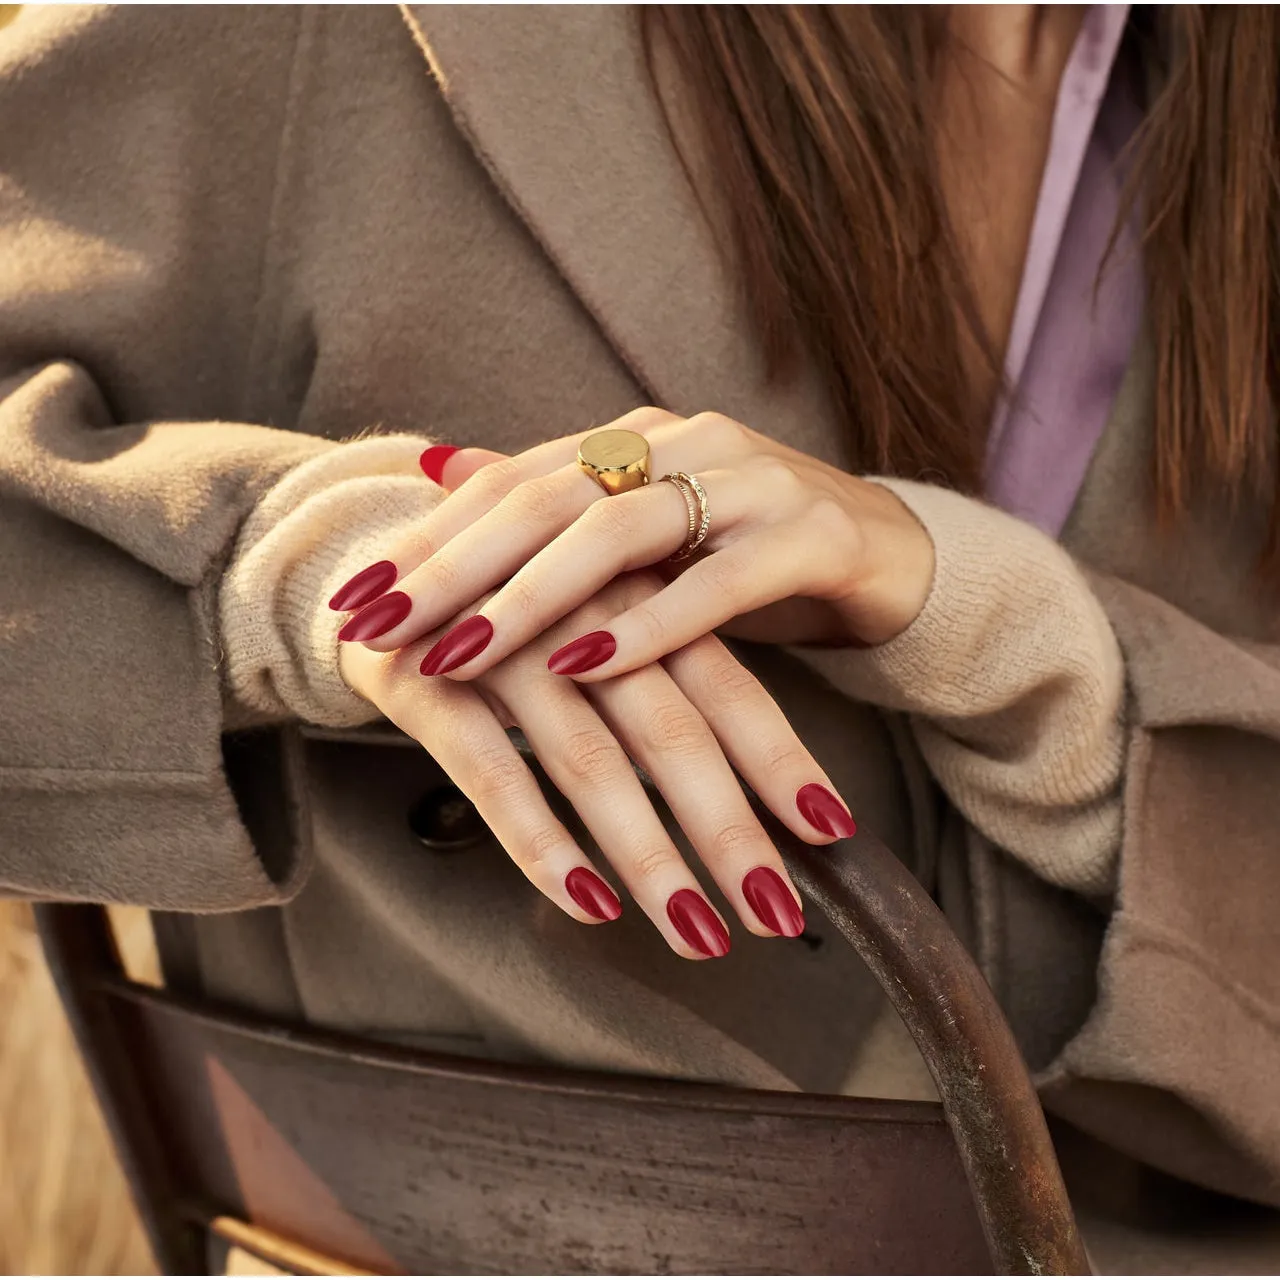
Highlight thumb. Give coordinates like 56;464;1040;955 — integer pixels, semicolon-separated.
419;444;509;492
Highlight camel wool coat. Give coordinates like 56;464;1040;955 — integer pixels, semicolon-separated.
2;3;1279;1216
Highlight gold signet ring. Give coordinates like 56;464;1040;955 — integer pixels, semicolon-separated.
577;428;652;496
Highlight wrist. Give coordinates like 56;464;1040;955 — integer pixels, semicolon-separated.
832;476;937;647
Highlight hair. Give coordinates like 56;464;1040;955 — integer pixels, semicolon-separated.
640;6;1280;567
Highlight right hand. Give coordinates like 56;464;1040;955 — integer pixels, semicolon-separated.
337;569;856;960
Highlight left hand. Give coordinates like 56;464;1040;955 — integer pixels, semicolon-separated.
353;406;936;680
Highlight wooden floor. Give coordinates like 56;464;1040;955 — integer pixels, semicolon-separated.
0;900;156;1275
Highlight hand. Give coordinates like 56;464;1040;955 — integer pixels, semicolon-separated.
347;407;935;684
337;570;858;960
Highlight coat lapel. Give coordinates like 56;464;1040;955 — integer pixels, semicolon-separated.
400;4;845;465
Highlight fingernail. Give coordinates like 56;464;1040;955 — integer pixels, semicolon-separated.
420;615;494;675
420;444;460;485
796;783;857;839
565;867;622;922
547;630;616;676
742;866;805;937
328;560;398;612
337;591;412;642
666;889;731;958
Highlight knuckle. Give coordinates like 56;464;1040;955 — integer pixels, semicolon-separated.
424;552;465;596
498;573;544;624
637;699;712;758
711;820;767;860
507;477;564;527
628;845;678;884
619;405;675;433
467;749;528;807
628;598;668;647
811;494;854;540
701;654;765;706
581;493;635;541
518;824;566;873
689;410;749;450
760;739;812;778
557;727;624;788
470;458;520;501
696;550;746;598
753;454;804;496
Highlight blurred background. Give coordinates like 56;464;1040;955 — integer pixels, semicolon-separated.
1;901;155;1275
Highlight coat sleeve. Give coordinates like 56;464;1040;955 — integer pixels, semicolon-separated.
1035;573;1280;1207
798;478;1280;1205
0;6;349;910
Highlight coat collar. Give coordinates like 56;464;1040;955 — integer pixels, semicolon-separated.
400;4;844;465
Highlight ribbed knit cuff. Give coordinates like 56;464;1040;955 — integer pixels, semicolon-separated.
218;435;443;727
795;479;1127;896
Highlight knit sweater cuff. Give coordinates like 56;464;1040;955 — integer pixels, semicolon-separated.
795;478;1127;896
218;435;442;728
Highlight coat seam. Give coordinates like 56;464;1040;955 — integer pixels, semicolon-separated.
240;5;315;427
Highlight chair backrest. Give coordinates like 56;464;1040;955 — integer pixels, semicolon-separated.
34;789;1089;1274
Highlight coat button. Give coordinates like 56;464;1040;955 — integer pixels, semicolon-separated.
407;784;489;852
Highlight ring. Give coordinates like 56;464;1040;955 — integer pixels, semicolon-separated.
578;428;651;496
660;472;711;561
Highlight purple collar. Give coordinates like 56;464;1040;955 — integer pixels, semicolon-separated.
983;4;1142;537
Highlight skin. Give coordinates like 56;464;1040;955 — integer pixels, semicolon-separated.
339;563;839;958
338;6;1080;958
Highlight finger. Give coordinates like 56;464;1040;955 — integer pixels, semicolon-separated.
329;441;572;629
664;632;858;846
425;445;508;492
486;661;732;959
355;460;604;653
328;409;763;617
586;663;807;938
362;441;747;659
415;405;680;546
423;468;759;678
326;447;520;618
547;523;836;680
354;645;625;926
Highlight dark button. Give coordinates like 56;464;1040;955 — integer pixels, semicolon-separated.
407;784;489;852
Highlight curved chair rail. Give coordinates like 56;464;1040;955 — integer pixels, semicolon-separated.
763;800;1090;1274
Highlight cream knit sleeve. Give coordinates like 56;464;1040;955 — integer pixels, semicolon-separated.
797;479;1127;898
218;434;442;728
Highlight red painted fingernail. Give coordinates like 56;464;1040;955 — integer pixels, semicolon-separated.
420;444;460;485
666;889;731;958
328;560;398;612
565;867;622;922
742;866;805;937
337;591;412;642
420;615;494;675
547;630;616;676
796;783;857;839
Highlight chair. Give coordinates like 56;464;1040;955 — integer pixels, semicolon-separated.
34;732;1090;1276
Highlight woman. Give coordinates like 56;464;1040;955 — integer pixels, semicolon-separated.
2;0;1278;1227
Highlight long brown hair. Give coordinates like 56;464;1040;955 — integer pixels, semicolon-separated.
641;6;1280;563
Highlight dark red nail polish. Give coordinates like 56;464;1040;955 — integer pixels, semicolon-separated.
796;783;857;839
547;630;616;676
337;591;412;642
328;560;398;612
420;444;460;485
742;866;805;937
420;615;493;675
666;889;730;958
565;867;622;922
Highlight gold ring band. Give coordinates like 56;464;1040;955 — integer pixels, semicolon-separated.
577;428;651;496
660;471;711;561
